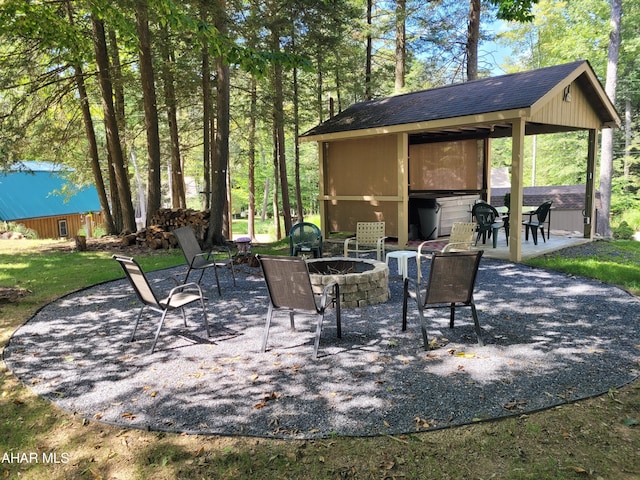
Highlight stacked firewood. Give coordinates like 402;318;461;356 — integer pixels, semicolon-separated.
122;208;210;249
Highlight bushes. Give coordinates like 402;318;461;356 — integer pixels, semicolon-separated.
0;221;38;239
612;221;635;240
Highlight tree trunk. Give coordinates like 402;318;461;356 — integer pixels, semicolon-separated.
365;0;373;100
65;0;115;235
271;31;292;236
159;25;186;208
466;0;480;81
292;33;304;223
395;0;406;93
106;28;126;232
135;0;162;226
201;3;211;210
248;78;257;241
90;14;136;234
107;29;127;165
207;0;231;246
597;0;621;238
272;125;281;240
624;98;631;182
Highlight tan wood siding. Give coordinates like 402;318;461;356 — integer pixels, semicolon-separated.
531;81;601;129
13;213;103;239
326;200;398;236
324;135;398;196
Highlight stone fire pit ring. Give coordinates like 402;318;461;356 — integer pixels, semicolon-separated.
307;257;389;307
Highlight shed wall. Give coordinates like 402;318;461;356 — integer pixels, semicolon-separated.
12;213;103;239
324;135;398;196
531;81;601;129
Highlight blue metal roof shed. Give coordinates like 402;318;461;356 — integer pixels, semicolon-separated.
0;161;101;221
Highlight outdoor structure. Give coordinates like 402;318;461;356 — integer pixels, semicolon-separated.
491;185;600;234
300;60;620;262
0;161;103;239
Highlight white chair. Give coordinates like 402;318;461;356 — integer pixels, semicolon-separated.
343;222;386;261
416;222;477;282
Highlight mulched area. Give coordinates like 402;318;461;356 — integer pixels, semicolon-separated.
3;246;640;439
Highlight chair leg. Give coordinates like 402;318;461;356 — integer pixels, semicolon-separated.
150;309;170;354
470;301;483;346
414;293;430;350
130;306;147;342
261;306;274;353
212;266;222;296
540;227;546;243
402;278;410;331
334;284;341;338
531;227;538;245
229;260;237;286
181;307;188;327
525;225;530;241
449;302;455;328
313;313;325;359
184;267;193;285
200;297;211;337
418;309;430;350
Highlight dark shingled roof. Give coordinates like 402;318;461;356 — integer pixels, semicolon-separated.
302;61;603;138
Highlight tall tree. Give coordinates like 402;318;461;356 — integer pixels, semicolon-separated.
91;14;137;234
365;0;373;100
395;0;407;91
597;0;622;238
159;24;186;209
135;0;162;225
207;0;231;246
65;0;116;235
466;0;480;80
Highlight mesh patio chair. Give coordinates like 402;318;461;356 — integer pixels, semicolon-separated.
402;250;484;349
343;221;386;261
113;255;210;354
289;222;323;258
472;202;507;248
416;221;477;282
173;226;236;296
523;200;553;245
257;255;341;359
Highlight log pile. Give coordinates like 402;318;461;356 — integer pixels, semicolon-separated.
122;208;210;249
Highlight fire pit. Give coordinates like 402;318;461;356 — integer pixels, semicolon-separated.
307;257;389;307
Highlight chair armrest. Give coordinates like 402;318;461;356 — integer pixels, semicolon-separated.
441;242;473;252
319;280;340;310
417;240;440;256
343;237;356;256
166;282;205;302
191;251;214;266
